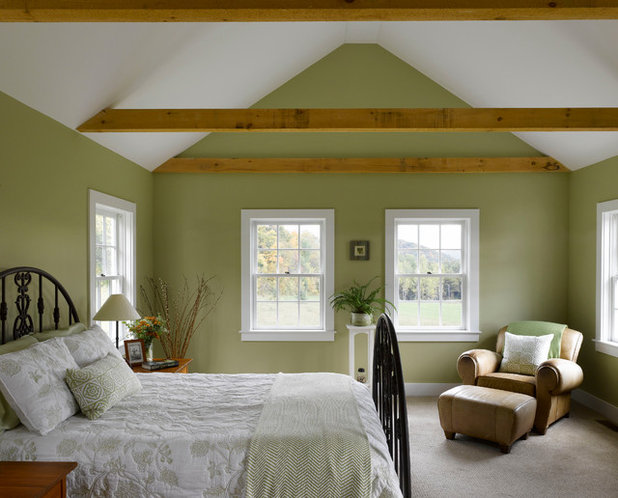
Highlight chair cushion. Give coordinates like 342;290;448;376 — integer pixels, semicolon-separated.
499;332;553;375
477;372;537;397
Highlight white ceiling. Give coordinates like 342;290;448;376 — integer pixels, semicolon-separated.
0;21;616;171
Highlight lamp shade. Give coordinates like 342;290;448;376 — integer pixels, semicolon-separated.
93;294;140;321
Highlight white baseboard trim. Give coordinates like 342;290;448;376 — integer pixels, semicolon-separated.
405;382;459;397
572;389;618;425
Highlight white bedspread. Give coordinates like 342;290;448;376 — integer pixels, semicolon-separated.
0;373;402;497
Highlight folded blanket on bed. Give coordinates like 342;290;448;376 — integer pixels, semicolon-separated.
245;373;371;498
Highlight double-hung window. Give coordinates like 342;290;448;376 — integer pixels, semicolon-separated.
241;209;334;341
89;190;136;345
596;199;618;357
385;209;479;342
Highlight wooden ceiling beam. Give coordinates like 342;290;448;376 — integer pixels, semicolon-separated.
154;157;569;174
2;1;618;22
78;107;618;133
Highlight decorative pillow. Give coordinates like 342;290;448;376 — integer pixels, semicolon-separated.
0;338;79;435
0;335;39;432
62;325;122;367
506;321;566;359
31;322;87;342
499;332;554;375
65;353;141;420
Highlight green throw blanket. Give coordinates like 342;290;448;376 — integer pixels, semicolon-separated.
507;321;566;359
245;373;371;498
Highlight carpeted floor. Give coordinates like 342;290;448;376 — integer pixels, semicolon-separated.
407;397;618;497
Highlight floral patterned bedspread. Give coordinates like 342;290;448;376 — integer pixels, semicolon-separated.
0;373;401;497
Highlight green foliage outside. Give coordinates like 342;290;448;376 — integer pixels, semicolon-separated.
255;223;322;328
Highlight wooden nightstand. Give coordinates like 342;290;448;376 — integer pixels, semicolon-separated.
0;461;77;497
131;358;192;374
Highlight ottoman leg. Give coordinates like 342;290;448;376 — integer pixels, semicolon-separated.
444;430;455;440
500;444;511;454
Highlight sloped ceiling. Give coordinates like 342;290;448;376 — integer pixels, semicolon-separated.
0;21;616;171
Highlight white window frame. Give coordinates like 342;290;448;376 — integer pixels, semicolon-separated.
385;209;480;342
240;209;335;342
596;199;618;357
89;190;136;345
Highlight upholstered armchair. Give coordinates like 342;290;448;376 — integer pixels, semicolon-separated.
457;326;584;434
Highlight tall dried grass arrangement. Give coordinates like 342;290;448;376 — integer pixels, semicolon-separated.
139;275;222;359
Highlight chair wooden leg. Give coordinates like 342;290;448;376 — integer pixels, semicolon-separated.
444;430;455;440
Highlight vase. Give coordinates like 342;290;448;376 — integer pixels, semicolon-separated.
351;312;372;326
145;342;154;362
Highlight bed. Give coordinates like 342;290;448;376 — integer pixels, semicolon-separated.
0;266;410;497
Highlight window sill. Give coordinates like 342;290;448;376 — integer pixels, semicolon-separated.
594;339;618;357
240;330;335;342
396;330;481;342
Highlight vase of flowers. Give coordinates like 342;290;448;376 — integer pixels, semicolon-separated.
125;315;168;361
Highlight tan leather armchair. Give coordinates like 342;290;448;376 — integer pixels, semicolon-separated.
457;326;584;434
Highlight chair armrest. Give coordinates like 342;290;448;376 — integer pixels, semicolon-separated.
457;349;502;385
536;359;584;395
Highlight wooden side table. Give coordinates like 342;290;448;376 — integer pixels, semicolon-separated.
346;324;375;386
131;358;192;374
0;461;77;497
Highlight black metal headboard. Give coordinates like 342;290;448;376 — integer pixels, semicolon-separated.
0;266;80;344
373;313;411;498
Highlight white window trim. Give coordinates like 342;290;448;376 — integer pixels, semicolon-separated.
89;189;136;343
240;209;335;342
385;209;480;342
596;199;618;358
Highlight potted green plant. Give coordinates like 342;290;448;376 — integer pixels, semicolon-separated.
329;277;395;326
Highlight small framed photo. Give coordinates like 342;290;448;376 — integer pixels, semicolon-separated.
124;339;146;366
350;240;370;261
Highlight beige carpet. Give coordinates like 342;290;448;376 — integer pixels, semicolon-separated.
407;397;618;497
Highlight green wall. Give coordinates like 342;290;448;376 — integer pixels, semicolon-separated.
156;45;569;381
182;45;540;159
154;173;569;380
0;90;154;323
568;155;618;406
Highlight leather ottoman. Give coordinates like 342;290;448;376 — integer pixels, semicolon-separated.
438;385;536;453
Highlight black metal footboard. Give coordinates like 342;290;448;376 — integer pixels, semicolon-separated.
372;313;411;497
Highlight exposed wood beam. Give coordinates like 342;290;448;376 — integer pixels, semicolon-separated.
154;157;569;173
2;1;618;22
78;107;618;133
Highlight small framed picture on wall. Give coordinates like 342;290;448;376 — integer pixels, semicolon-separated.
350;240;370;261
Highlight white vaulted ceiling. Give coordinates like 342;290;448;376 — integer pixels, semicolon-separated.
0;21;616;171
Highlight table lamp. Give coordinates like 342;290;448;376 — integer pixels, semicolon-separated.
93;294;140;348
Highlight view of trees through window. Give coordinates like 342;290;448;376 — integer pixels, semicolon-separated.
254;223;322;329
95;211;121;339
396;223;463;327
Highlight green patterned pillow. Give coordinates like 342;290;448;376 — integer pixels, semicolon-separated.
65;353;141;420
499;332;554;375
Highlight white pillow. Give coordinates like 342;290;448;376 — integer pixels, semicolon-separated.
62;325;122;367
0;338;79;435
499;332;553;375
